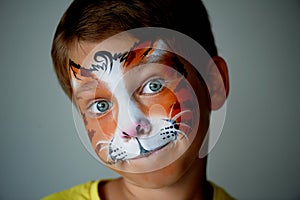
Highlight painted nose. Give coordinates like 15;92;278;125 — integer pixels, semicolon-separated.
121;119;151;138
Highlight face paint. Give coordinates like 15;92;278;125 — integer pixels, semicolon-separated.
70;28;227;173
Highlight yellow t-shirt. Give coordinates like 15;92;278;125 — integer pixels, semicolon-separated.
41;180;235;200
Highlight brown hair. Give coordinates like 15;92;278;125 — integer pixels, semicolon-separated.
51;0;218;99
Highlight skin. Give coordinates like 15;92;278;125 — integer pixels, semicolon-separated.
69;32;229;200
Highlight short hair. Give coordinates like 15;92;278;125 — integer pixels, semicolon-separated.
51;0;218;99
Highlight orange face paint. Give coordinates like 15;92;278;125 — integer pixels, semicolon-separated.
70;33;200;173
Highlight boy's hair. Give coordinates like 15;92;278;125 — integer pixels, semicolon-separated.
51;0;218;99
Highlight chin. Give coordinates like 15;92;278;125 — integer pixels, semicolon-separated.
117;158;191;188
110;134;202;188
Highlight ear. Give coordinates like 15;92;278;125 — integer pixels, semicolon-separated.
206;56;229;110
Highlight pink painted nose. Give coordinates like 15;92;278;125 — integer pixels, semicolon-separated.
120;120;151;138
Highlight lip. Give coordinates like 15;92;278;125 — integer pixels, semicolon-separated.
130;142;171;160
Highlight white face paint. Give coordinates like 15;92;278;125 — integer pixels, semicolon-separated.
70;31;205;173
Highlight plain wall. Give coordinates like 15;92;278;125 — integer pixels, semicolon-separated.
0;0;299;199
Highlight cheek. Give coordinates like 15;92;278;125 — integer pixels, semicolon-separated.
138;88;179;118
138;86;195;123
136;80;199;141
83;111;118;148
174;80;198;115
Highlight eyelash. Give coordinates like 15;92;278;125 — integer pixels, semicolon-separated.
140;78;166;95
87;99;112;116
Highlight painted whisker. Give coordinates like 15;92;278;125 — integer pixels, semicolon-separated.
95;140;111;157
168;103;176;119
96;140;111;146
176;129;189;139
99;145;108;152
176;122;192;129
171;109;192;121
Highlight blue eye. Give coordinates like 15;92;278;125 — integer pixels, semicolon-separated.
89;100;112;115
141;79;165;94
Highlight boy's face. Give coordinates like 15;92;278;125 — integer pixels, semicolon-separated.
69;32;211;174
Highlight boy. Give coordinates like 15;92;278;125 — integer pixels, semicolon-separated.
43;0;235;199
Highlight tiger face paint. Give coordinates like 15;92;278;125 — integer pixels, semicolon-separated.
70;28;226;173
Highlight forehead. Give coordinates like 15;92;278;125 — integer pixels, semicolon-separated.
69;33;141;90
69;32;177;92
69;32;139;67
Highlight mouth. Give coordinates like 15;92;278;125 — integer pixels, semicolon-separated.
130;141;171;160
106;127;182;164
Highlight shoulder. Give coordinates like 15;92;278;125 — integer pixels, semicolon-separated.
210;181;236;200
41;180;101;200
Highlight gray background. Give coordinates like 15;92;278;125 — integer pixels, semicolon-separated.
0;0;299;199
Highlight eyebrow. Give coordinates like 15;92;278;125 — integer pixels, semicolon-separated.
75;80;99;95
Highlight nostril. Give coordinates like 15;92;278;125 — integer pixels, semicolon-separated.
138;120;151;134
121;132;131;139
136;125;144;134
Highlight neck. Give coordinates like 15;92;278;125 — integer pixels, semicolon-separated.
118;158;212;200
